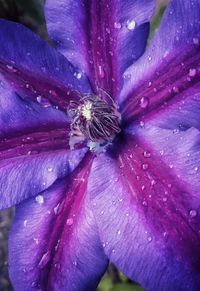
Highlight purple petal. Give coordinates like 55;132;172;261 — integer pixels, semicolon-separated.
0;79;67;138
0;19;91;110
120;0;200;110
0;72;88;210
45;0;155;97
0;145;87;209
9;154;108;291
120;41;200;125
88;134;200;290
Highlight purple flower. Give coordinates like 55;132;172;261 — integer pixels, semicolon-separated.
0;0;200;290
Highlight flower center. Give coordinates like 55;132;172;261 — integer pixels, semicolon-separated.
68;94;121;150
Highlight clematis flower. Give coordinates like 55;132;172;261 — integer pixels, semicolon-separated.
1;0;200;290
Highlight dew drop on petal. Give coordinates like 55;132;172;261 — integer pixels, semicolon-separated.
98;65;105;78
143;151;151;158
114;22;122;29
140;97;149;109
189;209;198;217
189;68;196;77
117;230;121;235
23;220;28;227
35;195;44;205
74;72;82;79
33;238;39;245
163;197;168;202
127;19;136;30
54;203;60;215
140;121;145;128
38;251;50;269
147;236;152;242
193;37;199;45
66;218;74;225
47;167;53;172
142;163;149;170
36;95;42;103
142;200;148;207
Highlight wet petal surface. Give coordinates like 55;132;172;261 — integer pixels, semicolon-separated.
0;19;91;111
89;132;200;290
9;154;108;291
45;0;155;97
120;0;200;119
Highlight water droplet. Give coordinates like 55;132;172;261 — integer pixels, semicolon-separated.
163;231;167;237
189;209;198;217
33;238;39;245
142;163;149;170
38;251;50;269
140;121;145;128
148;55;152;61
6;64;17;72
98;65;105;78
66;218;74;225
23;220;28;227
189;68;196;77
194;166;198;172
147;236;152;242
143;151;151;158
173;128;180;134
36;96;42;103
47;167;53;172
35;195;44;205
142;200;148;207
114;22;122;29
163;197;168;202
140;97;149;109
193;37;199;45
31;282;37;288
74;72;82;79
127;19;136;30
117;230;121;235
172;86;179;93
54;203;60;215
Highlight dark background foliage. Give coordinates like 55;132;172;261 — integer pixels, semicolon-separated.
0;0;168;290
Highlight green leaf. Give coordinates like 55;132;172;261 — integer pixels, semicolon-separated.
97;275;114;291
111;283;145;291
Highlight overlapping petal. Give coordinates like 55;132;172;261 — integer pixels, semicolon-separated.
0;78;67;138
0;79;88;209
0;19;91;111
89;133;200;290
45;0;155;97
9;154;108;291
120;0;200;120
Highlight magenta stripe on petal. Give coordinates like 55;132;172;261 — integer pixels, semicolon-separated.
0;19;92;111
9;153;108;291
89;134;200;290
45;0;155;99
121;42;200;125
